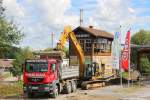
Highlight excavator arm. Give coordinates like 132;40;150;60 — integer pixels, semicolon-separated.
56;26;85;78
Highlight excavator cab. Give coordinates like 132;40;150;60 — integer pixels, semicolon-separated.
84;64;92;80
85;62;101;80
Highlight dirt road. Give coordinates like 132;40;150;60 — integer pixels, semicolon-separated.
55;83;150;100
3;81;150;100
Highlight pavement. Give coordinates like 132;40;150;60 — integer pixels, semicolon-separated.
120;81;150;100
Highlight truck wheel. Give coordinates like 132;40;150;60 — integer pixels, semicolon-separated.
51;85;58;98
81;82;88;90
71;80;77;92
65;81;72;94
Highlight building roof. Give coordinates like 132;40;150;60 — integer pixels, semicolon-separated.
0;59;14;68
74;26;113;39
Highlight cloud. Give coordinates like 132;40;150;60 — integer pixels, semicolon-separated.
3;0;150;49
3;0;79;50
3;0;26;22
86;0;150;34
24;0;79;29
86;0;136;32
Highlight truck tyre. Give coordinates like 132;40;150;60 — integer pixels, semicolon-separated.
58;83;63;94
71;80;77;92
81;82;88;90
65;81;72;94
51;85;58;98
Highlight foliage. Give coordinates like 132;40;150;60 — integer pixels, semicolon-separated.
0;17;24;45
63;47;69;58
131;29;150;73
140;57;150;73
0;45;20;58
121;72;128;79
131;29;150;45
11;47;35;77
0;0;24;59
130;48;138;65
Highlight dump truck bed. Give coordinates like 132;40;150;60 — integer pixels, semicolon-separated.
58;59;79;80
61;66;79;79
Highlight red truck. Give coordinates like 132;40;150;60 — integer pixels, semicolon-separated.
23;53;79;98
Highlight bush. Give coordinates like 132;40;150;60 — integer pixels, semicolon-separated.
140;57;150;73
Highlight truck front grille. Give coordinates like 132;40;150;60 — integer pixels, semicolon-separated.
27;77;44;82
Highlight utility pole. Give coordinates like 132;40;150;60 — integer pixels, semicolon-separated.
51;32;54;49
80;8;83;26
119;25;123;87
128;28;131;87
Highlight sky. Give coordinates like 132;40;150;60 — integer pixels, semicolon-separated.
2;0;150;50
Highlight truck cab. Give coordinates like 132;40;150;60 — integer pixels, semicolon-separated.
23;59;60;98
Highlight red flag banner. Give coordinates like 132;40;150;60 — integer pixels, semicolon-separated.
121;30;130;71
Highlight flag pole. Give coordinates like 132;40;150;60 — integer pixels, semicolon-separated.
119;25;122;87
128;28;131;87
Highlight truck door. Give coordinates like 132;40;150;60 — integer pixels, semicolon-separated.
50;63;58;80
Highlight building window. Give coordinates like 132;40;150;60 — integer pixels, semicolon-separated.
85;39;92;52
94;38;111;53
78;39;92;53
78;39;84;50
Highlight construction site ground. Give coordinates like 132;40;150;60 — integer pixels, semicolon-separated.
54;82;150;100
2;80;150;100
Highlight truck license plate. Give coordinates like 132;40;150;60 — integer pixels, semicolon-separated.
32;87;38;90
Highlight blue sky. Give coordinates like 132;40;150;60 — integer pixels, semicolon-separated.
3;0;150;50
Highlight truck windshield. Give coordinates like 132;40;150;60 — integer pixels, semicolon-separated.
26;62;48;72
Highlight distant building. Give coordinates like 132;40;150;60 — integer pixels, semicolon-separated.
69;26;114;75
0;59;14;72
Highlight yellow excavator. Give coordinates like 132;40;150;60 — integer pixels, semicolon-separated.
56;25;108;89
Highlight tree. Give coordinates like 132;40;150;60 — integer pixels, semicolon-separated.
0;0;24;58
63;47;69;58
140;57;150;73
11;47;35;80
131;29;150;73
131;29;150;45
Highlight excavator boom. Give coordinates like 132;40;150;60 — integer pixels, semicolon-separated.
56;26;85;78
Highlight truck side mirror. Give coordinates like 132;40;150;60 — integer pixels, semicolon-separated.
51;64;55;72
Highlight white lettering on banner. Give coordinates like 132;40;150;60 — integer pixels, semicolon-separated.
26;73;45;78
26;59;47;63
122;38;129;61
122;52;128;61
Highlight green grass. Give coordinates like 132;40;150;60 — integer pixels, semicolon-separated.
2;72;11;78
0;81;23;98
120;72;128;79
